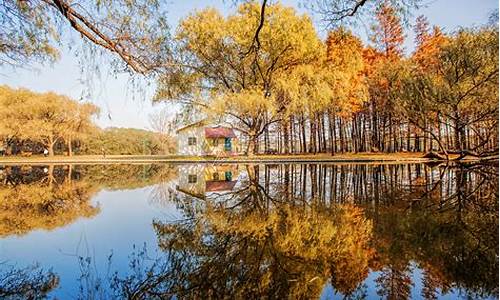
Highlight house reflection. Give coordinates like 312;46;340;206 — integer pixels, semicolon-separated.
176;164;240;199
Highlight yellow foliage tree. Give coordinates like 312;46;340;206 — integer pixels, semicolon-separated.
0;86;99;156
155;2;323;155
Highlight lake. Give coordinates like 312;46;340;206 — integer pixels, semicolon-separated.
0;162;497;299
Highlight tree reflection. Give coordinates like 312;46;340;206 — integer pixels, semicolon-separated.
0;162;496;299
0;263;59;299
370;163;498;299
142;162;497;299
0;164;177;237
0;165;99;237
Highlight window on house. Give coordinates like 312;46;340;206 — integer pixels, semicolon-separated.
188;174;197;183
188;137;197;146
212;172;220;180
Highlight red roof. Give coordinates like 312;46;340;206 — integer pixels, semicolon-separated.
206;180;237;192
204;127;236;138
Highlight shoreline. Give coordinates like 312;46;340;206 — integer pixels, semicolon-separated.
0;153;495;165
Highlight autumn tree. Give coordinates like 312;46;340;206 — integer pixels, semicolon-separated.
154;2;322;155
397;26;499;156
272;27;367;154
0;86;99;156
325;27;368;153
413;15;447;72
363;2;405;152
371;3;405;59
63;102;100;156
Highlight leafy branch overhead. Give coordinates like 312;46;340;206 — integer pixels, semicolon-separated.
1;0;421;73
1;0;171;74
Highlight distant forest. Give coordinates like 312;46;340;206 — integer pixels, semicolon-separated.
0;86;175;156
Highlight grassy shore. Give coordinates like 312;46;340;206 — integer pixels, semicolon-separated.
0;152;488;165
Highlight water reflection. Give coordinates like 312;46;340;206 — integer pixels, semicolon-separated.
0;162;497;299
0;164;176;237
0;165;99;237
151;163;498;299
0;263;58;299
176;164;240;199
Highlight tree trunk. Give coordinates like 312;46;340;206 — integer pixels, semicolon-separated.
247;131;258;156
309;117;317;154
339;118;344;153
283;121;289;154
301;115;307;154
68;137;73;156
328;112;334;155
289;116;295;154
320;114;327;152
47;136;55;156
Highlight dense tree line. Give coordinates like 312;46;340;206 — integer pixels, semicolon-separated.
155;2;498;158
80;127;176;156
1;2;496;158
0;86;175;156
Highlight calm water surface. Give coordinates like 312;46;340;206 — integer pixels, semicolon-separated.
0;162;497;299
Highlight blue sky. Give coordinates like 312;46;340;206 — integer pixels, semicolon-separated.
0;0;497;130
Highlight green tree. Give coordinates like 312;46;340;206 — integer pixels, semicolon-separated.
81;127;167;155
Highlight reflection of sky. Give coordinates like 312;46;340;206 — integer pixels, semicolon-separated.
320;264;495;300
0;167;497;299
0;185;181;298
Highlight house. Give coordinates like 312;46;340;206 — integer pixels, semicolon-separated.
176;121;239;156
176;164;240;200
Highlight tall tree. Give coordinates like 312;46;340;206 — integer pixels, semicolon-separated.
397;27;499;156
413;15;447;72
154;2;322;155
363;3;405;152
370;2;405;59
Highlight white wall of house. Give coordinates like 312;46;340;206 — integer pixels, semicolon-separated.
177;164;206;198
177;127;206;156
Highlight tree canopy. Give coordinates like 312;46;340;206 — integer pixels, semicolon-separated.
0;85;99;156
0;86;176;156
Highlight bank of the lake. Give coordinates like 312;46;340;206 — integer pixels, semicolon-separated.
0;152;496;165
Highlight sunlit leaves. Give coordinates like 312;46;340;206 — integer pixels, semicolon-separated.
0;86;99;155
155;2;323;151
